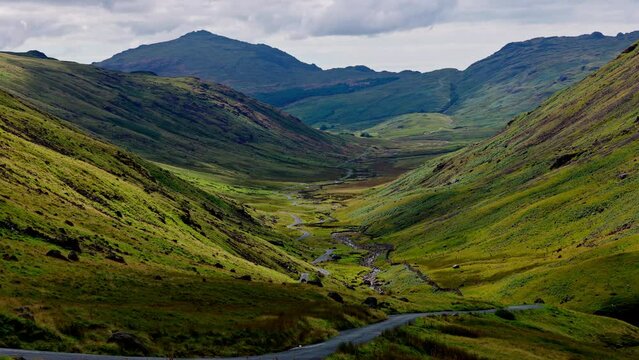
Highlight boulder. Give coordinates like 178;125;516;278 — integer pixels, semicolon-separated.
452;264;460;269
106;252;126;264
46;249;69;261
2;254;18;261
67;251;79;262
107;331;148;355
363;297;378;308
327;291;344;303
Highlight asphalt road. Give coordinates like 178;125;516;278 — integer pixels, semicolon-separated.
0;305;543;360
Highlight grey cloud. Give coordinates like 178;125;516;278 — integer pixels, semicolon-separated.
307;0;455;36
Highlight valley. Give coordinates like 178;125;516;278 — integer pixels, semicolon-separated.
1;19;639;360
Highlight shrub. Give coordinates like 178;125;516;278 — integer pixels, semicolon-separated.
439;324;480;338
495;309;516;321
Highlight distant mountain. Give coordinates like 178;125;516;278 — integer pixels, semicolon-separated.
97;30;639;135
95;30;399;99
350;40;639;320
286;31;639;131
0;52;352;181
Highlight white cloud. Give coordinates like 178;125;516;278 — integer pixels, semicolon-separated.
0;0;638;71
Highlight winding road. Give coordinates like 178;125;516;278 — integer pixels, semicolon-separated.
0;305;543;360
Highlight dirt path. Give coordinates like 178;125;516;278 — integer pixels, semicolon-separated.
331;232;393;294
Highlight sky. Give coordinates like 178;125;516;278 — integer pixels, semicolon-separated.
1;0;638;72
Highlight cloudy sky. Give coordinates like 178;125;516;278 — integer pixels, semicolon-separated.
1;0;638;72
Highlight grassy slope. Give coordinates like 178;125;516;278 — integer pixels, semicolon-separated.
286;32;639;131
363;113;455;139
0;90;380;356
343;42;639;320
330;307;639;359
448;31;639;128
284;69;461;129
0;52;352;181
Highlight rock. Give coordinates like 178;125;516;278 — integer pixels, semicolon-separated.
327;291;344;303
452;264;460;269
2;254;18;261
239;275;252;281
15;306;34;322
107;331;148;355
618;173;629;180
18;312;35;322
363;297;378;308
106;252;126;264
534;298;545;304
46;249;69;261
67;251;79;262
299;273;309;283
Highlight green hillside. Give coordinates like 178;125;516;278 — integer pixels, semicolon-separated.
0;89;381;356
343;41;639;322
0;52;352;181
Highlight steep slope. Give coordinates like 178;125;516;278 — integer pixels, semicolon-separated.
95;30;399;98
0;89;377;356
0;52;351;181
448;31;639;128
286;31;639;130
345;41;639;322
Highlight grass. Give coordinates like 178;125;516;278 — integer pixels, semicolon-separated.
329;307;639;360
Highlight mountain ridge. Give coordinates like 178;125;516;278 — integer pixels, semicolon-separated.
0;52;353;181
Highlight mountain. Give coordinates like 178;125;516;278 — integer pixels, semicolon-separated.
346;41;639;323
95;30;399;99
0;52;352;181
286;31;639;131
96;30;639;135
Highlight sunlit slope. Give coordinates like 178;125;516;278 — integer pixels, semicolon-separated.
347;42;639;321
0;88;310;281
0;52;352;181
0;90;382;355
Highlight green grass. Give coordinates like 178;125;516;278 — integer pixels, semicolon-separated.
328;307;639;359
363;113;455;139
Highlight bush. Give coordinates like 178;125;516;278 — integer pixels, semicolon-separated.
382;327;484;360
495;309;516;321
439;324;480;338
